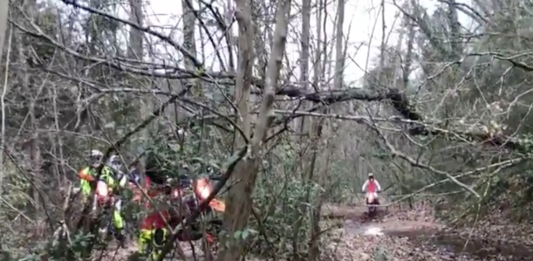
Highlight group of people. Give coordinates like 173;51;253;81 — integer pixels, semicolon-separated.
77;149;185;258
76;148;383;258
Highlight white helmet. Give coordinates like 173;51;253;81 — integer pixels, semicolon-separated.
108;154;121;166
90;150;103;158
89;150;103;167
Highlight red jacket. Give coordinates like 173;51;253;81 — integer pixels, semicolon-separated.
131;175;180;230
362;179;381;193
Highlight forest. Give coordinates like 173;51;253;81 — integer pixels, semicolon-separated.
0;0;532;260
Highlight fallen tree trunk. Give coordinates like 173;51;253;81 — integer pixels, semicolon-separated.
269;85;524;150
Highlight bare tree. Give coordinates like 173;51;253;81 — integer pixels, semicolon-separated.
0;0;8;64
127;0;143;60
0;1;9;197
217;0;291;260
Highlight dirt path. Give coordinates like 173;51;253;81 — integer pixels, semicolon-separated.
98;203;532;260
323;203;533;261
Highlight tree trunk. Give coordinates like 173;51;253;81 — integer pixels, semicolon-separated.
18;0;41;215
128;0;143;59
447;0;461;59
333;0;345;90
0;0;8;64
0;1;9;196
306;117;324;261
128;0;146;157
308;0;345;259
182;0;199;94
295;0;311;135
216;0;255;257
217;0;291;260
291;0;311;255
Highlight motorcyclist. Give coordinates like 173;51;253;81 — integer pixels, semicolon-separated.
106;154;129;188
129;167;142;184
137;176;183;260
104;154;129;245
361;173;382;204
77;151;128;247
77;150;111;200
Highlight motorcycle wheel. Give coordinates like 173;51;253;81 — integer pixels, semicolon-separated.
137;228;168;260
94;205;114;247
208;219;224;233
368;206;378;216
95;220;112;247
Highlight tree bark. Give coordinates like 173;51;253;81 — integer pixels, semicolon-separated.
217;0;291;260
0;0;8;64
182;0;199;94
128;0;147;157
295;0;311;135
333;0;345;90
128;0;143;59
0;1;8;196
18;0;41;215
216;0;255;258
291;0;311;254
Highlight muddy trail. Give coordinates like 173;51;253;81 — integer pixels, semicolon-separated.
94;203;533;261
324;203;533;261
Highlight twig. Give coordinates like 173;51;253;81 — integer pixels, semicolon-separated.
384;159;518;206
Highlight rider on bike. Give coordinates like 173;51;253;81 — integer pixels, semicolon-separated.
136;175;184;260
104;154;129;245
78;150;110;200
77;150;128;246
129;167;142;184
361;173;382;204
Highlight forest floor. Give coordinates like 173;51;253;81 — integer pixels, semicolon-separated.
96;198;533;261
322;198;533;261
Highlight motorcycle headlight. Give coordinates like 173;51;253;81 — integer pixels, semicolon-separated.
172;188;180;198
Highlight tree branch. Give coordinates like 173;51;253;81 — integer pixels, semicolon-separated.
60;0;203;69
365;111;481;198
13;6;527;150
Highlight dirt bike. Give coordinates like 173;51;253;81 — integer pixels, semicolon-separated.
365;191;380;216
135;177;225;260
93;180;127;248
170;177;225;243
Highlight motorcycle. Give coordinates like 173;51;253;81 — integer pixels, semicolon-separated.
171;177;225;242
135;176;225;259
365;191;380;215
93;180;126;247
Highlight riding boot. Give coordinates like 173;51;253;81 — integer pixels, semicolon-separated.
116;229;128;248
137;229;152;256
111;206;127;248
150;228;168;260
153;228;168;247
